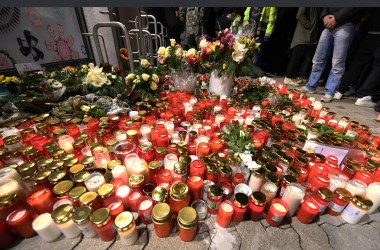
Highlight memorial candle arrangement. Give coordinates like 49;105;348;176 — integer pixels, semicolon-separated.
0;78;379;247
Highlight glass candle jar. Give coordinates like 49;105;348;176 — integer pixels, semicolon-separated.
169;182;190;214
326;188;353;216
232;173;246;190
116;185;131;208
84;172;106;192
148;161;162;185
51;204;81;238
216;200;234;228
53;180;73;200
313;187;334;215
232;193;249;223
345;179;367;196
248;191;266;221
279;175;298;198
188;175;203;202
79;192;102;211
3;135;22;152
260;182;278;206
72;206;97;238
138;142;155;163
177;206;198;242
328;173;349;192
115;211;138;245
91;208;117;241
164;153;178;177
281;183;305;217
137;196;154;224
69;186;87;208
6;209;36;238
297;199;320;224
112;165;128;185
366;182;380;214
128;190;143;212
152;203;173;238
206;184;224;214
191;199;208;221
0;179;23;199
152;186;168;204
114;141;136;162
353;170;374;186
266;199;289;227
189;160;205;177
32;213;62;242
218;165;233;184
341;195;373;224
58;135;75;153
93;147;111;168
27;187;55;214
248;168;265;192
206;164;218;183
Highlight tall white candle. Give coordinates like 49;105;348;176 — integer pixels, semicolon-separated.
140;125;152;139
183;102;193;115
32;213;62;242
84;172;105;192
366;182;380;214
112;165;128;185
164;153;178;176
281;184;305;216
215;114;225;126
116;185;131;208
245;116;255;125
345;179;367;196
164;121;175;135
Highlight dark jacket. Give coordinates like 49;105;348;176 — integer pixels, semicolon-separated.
290;7;321;48
320;8;366;26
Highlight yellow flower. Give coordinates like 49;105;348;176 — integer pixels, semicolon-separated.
0;75;4;82
187;48;196;57
150;81;158;90
152;74;159;83
175;47;183;57
140;59;150;68
142;73;150;81
170;39;176;47
81;105;91;112
223;64;227;70
199;39;208;48
126;73;135;81
158;47;166;58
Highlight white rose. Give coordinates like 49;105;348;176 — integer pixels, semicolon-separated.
187;48;196;57
164;47;171;58
111;75;117;79
133;79;140;84
142;73;150;81
88;63;95;68
52;81;62;89
152;74;159;83
47;79;53;84
199;39;208;48
175;48;183;57
140;59;150;68
158;47;166;57
170;39;176;47
126;73;135;80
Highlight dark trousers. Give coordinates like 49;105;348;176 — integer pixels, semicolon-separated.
285;44;315;79
337;34;380;94
357;47;380;102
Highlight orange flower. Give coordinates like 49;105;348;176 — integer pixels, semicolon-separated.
64;66;75;71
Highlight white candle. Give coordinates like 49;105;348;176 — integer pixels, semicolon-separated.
84;172;105;192
116;185;131;208
115;130;127;142
189;97;198;105
366;182;380;214
32;213;62;242
81;146;92;157
329;174;348;192
139;200;153;210
281;184;305;216
292;114;303;126
248;172;263;192
93;147;111;168
54;215;81;238
215;114;225;126
0;179;22;198
129;111;139;119
345;179;367;196
165;121;175;135
58;135;75;153
140;124;151;139
164;153;178;176
183;102;193;115
53;199;72;210
0;167;22;185
245;116;255;125
112;165;128;185
214;105;222;113
124;153;140;178
131;159;149;182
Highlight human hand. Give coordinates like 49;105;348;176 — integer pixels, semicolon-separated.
323;15;333;25
326;15;337;29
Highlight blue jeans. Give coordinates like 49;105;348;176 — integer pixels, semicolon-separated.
306;23;357;96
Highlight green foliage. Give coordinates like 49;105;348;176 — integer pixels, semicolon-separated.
235;80;270;104
219;122;255;153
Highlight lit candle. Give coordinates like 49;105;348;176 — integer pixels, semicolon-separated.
183;102;193;115
366;182;380;214
281;183;305;217
116;185;131;208
266;199;289;227
129;111;139;119
58;135;75;153
215;114;225;126
296;199;320;224
93;147;111;168
189;97;198;105
165;121;175;135
140;125;152;139
245;116;255;125
32;213;62;242
131;159;149;183
112;165;128;185
345;179;367;196
115;130;127;142
164;154;178;176
216;201;234;228
51;204;81;238
0;179;22;198
84;172;105;192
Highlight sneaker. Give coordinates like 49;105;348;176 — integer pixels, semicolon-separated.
284;77;300;86
321;94;333;102
298;86;316;94
355;96;376;107
334;92;343;100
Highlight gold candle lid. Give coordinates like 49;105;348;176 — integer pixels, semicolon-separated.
73;171;90;184
0;193;18;207
148;161;161;170
91;208;110;227
107;160;121;171
70;164;85;175
152;203;171;224
48;160;64;171
32;169;52;181
60;152;75;161
156;147;167;154
152;186;168;203
82;156;95;166
18;162;36;172
80;192;98;206
3;135;21;144
36;158;54;169
170;182;189;200
251;191;266;206
129;175;144;188
18;145;34;154
264;173;279;184
51;204;74;223
53;180;74;196
317;187;334;202
97;183;114;198
25;148;40;158
351;195;373;210
177;207;198;228
283;175;297;185
69;186;87;201
64;158;79;168
72;206;92;225
50;148;65;158
48;170;67;184
114;211;134;231
335;188;352;202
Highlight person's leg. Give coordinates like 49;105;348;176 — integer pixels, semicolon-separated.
285;45;304;78
357;47;380;99
299;45;315;79
336;35;378;94
324;23;357;96
305;28;334;91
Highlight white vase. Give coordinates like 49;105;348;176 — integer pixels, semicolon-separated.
209;70;234;97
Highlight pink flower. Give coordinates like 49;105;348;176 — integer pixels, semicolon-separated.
219;43;225;50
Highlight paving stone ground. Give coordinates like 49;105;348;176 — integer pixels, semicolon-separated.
9;78;380;250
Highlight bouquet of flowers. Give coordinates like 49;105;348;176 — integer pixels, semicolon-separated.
125;59;161;100
233;79;270;105
82;63;125;98
199;29;259;77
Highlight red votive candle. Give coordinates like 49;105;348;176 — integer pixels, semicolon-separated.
248;191;266;221
0;218;17;249
266;198;289;227
137;196;154;224
27;187;55;214
216;200;234;228
92;208;117;241
297;199;320;224
326;188;352;216
6;209;36;237
232;193;249;223
353;170;374;185
187;175;203;202
197;142;210;157
189;160;205;177
105;196;125;219
128;190;143;212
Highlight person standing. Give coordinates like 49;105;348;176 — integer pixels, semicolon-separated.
284;7;321;86
299;8;366;102
179;7;208;49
